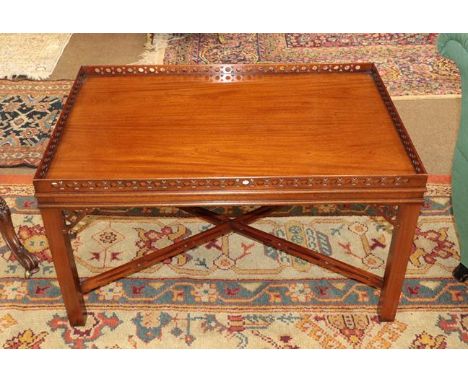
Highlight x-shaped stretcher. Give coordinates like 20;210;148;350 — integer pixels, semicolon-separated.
80;206;383;295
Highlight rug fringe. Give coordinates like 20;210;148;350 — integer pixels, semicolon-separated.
133;34;179;65
0;33;72;80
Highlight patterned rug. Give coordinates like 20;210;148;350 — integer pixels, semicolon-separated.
0;80;72;167
160;33;460;98
0;34;71;80
0;177;466;348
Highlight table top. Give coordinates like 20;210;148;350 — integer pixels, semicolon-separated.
34;64;427;204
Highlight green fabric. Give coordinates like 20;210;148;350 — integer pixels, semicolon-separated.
438;33;468;267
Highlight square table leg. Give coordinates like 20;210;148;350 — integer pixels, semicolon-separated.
378;203;421;321
41;208;86;326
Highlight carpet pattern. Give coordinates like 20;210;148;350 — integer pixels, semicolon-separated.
0;181;466;348
0;80;72;167
161;33;460;97
0;34;72;80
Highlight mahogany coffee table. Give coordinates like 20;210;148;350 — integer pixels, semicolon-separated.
33;63;427;326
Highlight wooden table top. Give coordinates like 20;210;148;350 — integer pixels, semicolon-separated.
34;64;426;203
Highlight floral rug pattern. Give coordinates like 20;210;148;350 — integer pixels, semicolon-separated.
162;33;460;97
0;182;466;348
0;80;72;167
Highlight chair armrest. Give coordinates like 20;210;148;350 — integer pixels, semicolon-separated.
438;33;468;73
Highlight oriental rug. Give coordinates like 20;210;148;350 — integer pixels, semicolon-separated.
157;33;461;98
0;177;466;348
0;34;72;80
0;80;72;167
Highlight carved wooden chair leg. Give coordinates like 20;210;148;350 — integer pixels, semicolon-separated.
0;197;39;278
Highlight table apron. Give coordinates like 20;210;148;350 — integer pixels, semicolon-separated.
34;189;426;208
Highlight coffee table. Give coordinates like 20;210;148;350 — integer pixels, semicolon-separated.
33;63;427;326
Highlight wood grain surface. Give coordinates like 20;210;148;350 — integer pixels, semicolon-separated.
45;69;415;180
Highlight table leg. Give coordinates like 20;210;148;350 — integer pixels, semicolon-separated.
41;208;86;326
378;203;421;321
0;197;39;277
